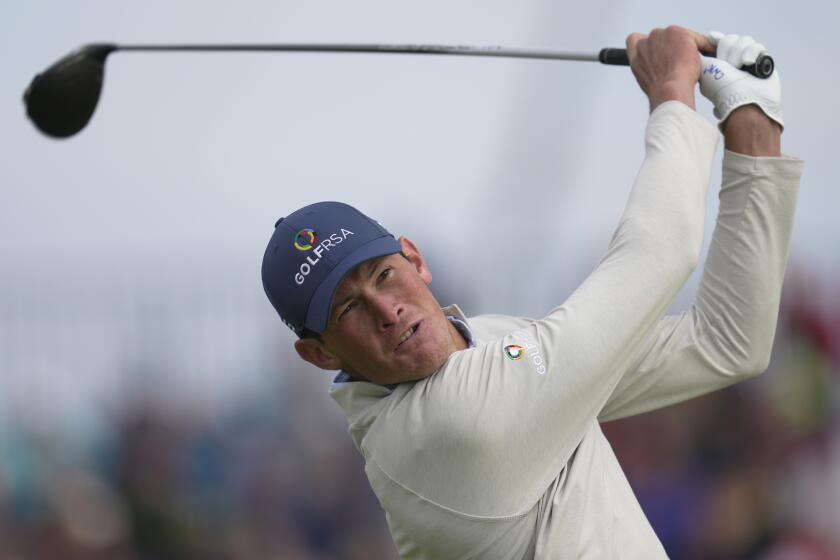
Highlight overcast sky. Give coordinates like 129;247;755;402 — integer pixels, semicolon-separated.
1;0;838;422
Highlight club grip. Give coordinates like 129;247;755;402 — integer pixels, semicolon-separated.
598;48;629;66
742;53;775;78
597;48;775;79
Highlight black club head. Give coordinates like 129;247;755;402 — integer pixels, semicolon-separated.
24;44;117;138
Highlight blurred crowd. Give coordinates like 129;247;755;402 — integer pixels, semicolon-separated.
0;271;838;560
0;367;394;560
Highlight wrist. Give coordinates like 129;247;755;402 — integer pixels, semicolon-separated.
648;80;696;112
722;104;782;157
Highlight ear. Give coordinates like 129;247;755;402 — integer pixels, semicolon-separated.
294;337;343;371
398;236;432;285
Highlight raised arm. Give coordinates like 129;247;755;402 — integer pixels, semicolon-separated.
601;34;803;421
375;27;723;516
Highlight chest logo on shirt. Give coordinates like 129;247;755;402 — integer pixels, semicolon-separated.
505;330;546;375
504;345;524;360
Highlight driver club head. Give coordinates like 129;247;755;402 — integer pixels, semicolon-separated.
24;44;117;138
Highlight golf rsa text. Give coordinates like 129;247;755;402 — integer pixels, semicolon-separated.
295;229;355;285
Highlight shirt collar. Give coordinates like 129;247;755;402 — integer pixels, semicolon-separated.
329;304;472;420
444;305;476;349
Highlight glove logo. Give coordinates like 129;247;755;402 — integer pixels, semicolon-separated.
504;345;525;360
294;228;317;251
703;64;725;80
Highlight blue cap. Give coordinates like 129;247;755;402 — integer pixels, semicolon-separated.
261;201;402;336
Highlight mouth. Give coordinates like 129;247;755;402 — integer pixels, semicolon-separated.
395;321;421;351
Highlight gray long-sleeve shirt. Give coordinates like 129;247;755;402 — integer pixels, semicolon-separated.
330;101;803;558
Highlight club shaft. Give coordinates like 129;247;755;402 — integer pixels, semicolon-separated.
115;43;602;62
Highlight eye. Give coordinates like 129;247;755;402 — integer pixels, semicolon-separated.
338;301;356;321
378;267;393;282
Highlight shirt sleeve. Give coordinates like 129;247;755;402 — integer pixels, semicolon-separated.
365;101;720;517
598;150;803;422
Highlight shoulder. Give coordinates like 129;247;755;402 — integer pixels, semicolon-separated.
364;351;547;517
467;313;534;343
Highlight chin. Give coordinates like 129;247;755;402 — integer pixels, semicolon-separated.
373;329;453;384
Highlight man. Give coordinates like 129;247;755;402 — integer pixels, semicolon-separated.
261;26;802;558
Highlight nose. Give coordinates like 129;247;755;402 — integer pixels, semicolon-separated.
369;293;404;330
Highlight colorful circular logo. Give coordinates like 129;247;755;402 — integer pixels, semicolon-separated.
504;345;525;361
294;228;317;251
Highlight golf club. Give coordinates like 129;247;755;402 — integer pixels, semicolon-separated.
23;42;775;138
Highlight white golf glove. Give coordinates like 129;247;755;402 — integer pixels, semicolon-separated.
699;31;783;130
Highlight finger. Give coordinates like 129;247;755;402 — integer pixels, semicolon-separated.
686;29;716;55
625;32;646;62
729;35;755;67
707;30;725;47
741;41;766;66
717;34;739;66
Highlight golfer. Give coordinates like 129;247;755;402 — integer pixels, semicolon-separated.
261;26;802;559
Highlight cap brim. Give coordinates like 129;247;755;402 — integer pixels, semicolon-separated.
304;235;402;333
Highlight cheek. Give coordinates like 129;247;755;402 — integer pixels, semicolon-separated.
331;321;384;362
402;279;437;310
413;318;449;357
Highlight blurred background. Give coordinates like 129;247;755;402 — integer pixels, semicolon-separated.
2;1;838;558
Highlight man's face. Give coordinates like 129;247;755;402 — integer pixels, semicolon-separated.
294;237;466;385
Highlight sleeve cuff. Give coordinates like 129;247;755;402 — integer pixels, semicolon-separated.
649;100;718;135
723;150;804;180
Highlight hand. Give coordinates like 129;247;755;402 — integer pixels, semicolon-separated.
626;26;715;111
699;31;784;131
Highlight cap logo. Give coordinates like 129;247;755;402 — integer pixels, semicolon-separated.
294;228;317;251
504;345;525;360
293;228;355;286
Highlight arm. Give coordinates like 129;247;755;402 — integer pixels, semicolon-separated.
723;104;781;157
365;28;724;516
600;104;802;422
